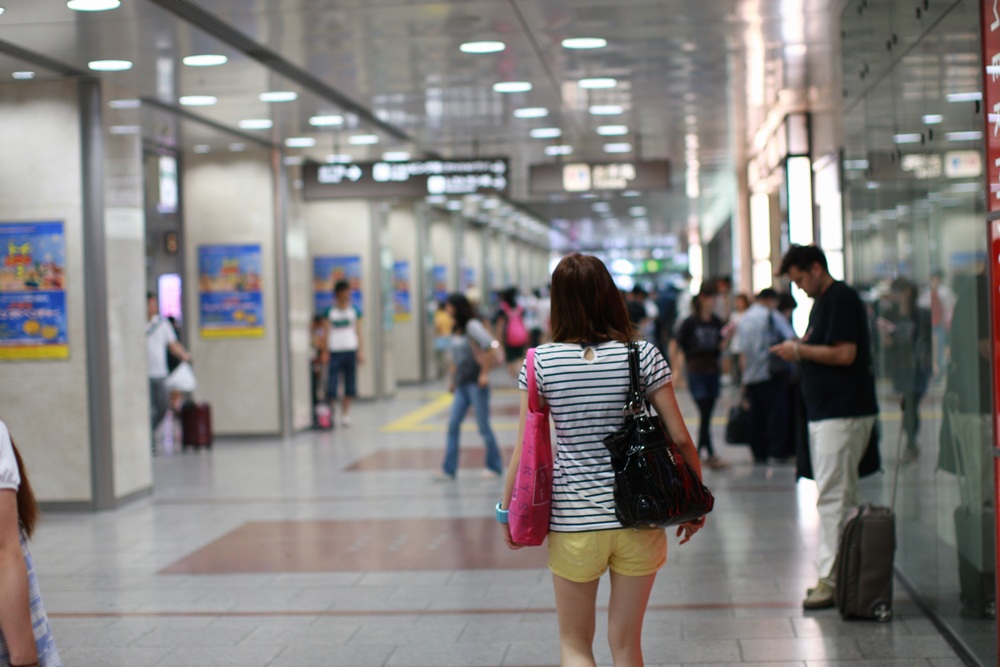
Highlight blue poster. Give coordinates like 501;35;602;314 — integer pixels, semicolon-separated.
432;265;448;303
314;256;362;315
198;244;265;338
393;260;411;322
0;221;68;359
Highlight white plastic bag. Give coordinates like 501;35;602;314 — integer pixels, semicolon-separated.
164;361;196;393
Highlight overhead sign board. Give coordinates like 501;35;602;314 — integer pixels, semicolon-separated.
303;158;509;199
529;160;670;194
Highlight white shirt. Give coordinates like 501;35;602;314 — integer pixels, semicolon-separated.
326;304;360;352
0;421;21;492
518;340;671;532
146;316;177;380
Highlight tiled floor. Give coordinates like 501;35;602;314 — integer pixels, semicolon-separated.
29;375;966;666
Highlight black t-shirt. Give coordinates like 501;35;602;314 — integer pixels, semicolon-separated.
676;314;724;374
800;281;878;421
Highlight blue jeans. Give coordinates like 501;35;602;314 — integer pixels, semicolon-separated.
327;351;357;399
443;383;503;476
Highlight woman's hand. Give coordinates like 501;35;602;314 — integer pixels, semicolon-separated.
501;522;522;550
676;516;705;545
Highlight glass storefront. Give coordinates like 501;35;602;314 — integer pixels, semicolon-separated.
841;0;996;662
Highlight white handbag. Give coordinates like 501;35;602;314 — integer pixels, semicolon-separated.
164;361;197;393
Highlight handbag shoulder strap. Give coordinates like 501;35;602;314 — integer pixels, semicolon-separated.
525;347;543;412
626;341;644;411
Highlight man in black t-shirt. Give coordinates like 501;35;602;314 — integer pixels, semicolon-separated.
771;245;878;610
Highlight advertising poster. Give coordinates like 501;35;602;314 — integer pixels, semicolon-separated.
314;255;362;315
0;221;68;359
461;266;475;292
198;244;265;338
393;260;411;322
431;265;448;303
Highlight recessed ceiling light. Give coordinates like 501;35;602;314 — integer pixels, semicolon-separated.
892;133;922;144
514;107;549;119
309;115;344;127
325;154;353;163
922;114;944;124
597;125;628;136
578;77;617;89
945;131;983;141
109;98;140;109
562;37;607;50
88;59;132;72
259;91;298;102
109;125;139;135
493;81;532;93
179;95;217;106
946;92;981;102
590;105;624;115
182;54;228;67
193;144;210;154
349;134;380;145
622;190;640;197
592;202;611;213
239;119;273;130
603;143;632;153
67;0;120;10
0;8;5;15
229;142;246;152
12;71;35;80
460;41;506;54
285;137;316;148
530;127;562;139
628;206;647;217
545;145;573;156
382;151;411;162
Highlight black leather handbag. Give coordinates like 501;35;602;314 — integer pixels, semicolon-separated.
602;342;715;528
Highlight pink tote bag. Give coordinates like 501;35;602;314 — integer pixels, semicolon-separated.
508;348;553;546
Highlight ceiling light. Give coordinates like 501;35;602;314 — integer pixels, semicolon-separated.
193;144;210;154
179;95;217;106
285;137;316;148
446;200;463;211
259;91;298;102
88;59;132;72
493;81;532;93
628;206;647;217
592;202;611;213
460;41;506;54
945;131;983;141
382;151;411;162
922;114;944;124
604;143;632;153
892;133;922;144
544;145;573;156
597;125;628;136
325;154;353;163
590;105;624;115
182;54;228;67
109;98;140;109
239;119;273;130
562;37;607;49
229;143;246;152
530;127;562;139
283;155;304;166
0;8;5;15
309;115;344;127
844;159;869;170
12;71;35;80
622;190;640;197
109;125;139;135
67;0;120;10
579;77;617;89
514;107;549;119
349;134;380;145
946;92;981;102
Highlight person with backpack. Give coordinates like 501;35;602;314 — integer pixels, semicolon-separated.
496;287;528;377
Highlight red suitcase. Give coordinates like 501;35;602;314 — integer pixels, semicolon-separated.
181;401;212;448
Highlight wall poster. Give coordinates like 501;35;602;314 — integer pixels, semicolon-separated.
431;265;449;303
393;260;411;322
0;221;68;359
314;255;362;315
197;244;265;338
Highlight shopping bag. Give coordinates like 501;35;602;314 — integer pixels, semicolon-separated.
164;361;196;393
508;348;553;546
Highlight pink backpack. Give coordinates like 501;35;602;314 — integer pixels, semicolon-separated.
508;348;553;546
502;302;529;347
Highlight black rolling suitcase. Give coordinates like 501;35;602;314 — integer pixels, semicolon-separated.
181;401;213;449
834;503;895;621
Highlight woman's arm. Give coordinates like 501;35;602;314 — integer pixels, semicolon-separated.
499;392;529;550
0;489;37;666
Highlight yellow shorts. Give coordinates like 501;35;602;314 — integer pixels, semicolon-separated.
547;528;667;583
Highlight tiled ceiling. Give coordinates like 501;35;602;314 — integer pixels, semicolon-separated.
0;0;837;253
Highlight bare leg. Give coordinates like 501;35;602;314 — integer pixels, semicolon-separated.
607;570;657;667
552;573;600;667
342;396;352;417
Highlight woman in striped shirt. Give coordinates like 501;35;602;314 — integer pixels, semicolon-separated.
500;254;704;667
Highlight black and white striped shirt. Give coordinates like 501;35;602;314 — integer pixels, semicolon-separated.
518;340;672;532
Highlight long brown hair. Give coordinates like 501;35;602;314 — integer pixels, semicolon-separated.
11;439;38;538
549;253;635;344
